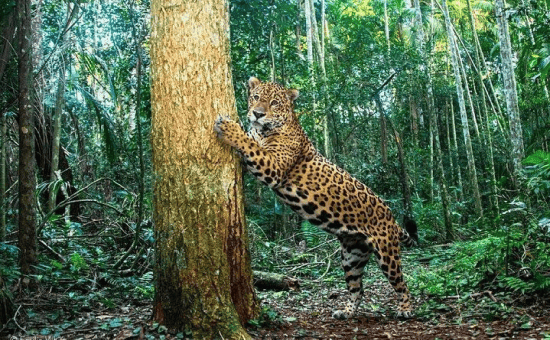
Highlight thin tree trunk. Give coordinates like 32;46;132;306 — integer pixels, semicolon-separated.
48;58;66;212
150;0;257;337
0;13;15;82
377;95;412;217
466;0;498;211
0;113;5;241
442;0;483;217
315;0;331;159
431;109;453;240
495;0;524;177
454;37;481;141
380;113;388;166
444;101;456;198
113;41;144;270
270;28;276;82
384;0;390;52
304;0;314;67
449;99;464;202
17;0;38;277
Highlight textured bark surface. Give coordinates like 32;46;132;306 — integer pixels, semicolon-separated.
495;0;524;177
150;0;257;338
17;0;38;276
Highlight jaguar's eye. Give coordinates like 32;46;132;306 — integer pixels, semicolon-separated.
270;100;279;107
252;95;260;101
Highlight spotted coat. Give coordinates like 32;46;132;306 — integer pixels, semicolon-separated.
214;77;418;319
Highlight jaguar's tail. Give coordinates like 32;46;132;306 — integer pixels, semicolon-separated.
399;215;418;247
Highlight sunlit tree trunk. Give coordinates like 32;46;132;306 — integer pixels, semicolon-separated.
495;0;524;177
17;0;38;277
150;0;257;337
442;0;483;217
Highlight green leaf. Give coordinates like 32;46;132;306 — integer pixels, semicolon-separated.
109;318;123;328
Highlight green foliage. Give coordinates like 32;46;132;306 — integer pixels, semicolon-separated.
412;210;550;299
300;221;326;247
524;150;550;197
247;306;281;328
69;252;89;274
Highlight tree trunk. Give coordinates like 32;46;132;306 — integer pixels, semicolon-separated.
0;112;5;241
48;58;66;212
150;0;257;337
384;0;390;52
0;12;15;82
466;0;498;211
0;275;14;325
495;0;524;178
431;109;453;240
380;112;388;165
375;95;412;216
448;99;464;202
17;0;38;277
442;0;483;217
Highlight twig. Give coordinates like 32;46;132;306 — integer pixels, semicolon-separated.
37;178;124;235
38;239;66;263
12;305;26;333
312;258;332;282
445;290;497;302
286;261;327;272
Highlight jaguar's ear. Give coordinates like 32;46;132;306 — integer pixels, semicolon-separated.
286;89;299;102
249;77;261;90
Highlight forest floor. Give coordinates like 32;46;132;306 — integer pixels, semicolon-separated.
3;276;550;340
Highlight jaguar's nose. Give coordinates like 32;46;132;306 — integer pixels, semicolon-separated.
253;108;265;119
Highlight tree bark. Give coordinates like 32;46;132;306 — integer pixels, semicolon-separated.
150;0;257;337
375;95;412;217
495;0;524;178
17;0;38;277
48;58;66;212
0;12;15;82
0;112;5;241
431;109;453;240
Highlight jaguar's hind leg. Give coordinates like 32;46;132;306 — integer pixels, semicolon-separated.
332;240;372;319
373;239;413;318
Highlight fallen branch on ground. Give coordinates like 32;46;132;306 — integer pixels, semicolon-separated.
253;271;300;291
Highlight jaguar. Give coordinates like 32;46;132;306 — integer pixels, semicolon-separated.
213;77;418;319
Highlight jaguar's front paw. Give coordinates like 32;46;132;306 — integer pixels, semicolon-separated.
213;114;233;138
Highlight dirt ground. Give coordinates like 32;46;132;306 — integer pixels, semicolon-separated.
3;280;550;340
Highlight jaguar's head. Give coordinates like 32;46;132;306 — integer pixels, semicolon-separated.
247;77;299;133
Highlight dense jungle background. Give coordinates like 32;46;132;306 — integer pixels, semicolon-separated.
1;0;550;338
